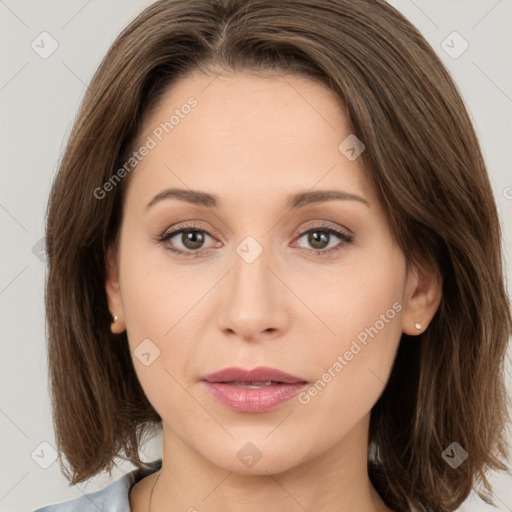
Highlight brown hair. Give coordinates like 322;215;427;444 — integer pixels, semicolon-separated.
45;0;511;510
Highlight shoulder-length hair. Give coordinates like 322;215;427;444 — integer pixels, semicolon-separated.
45;0;511;510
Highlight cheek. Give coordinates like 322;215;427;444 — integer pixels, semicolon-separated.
298;243;405;351
117;239;203;422
116;229;193;387
118;225;204;341
293;244;405;397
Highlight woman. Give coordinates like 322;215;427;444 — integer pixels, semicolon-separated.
34;0;511;511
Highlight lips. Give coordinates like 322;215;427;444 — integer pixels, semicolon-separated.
202;366;308;385
201;366;308;413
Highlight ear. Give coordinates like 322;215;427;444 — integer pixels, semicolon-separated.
105;244;126;334
401;260;442;335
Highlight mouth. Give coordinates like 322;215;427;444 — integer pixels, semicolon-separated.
201;366;309;413
202;365;308;385
223;380;291;389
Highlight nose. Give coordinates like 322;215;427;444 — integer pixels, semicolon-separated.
216;241;290;342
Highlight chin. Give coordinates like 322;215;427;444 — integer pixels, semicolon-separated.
198;438;307;476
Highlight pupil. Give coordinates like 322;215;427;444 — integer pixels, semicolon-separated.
309;231;329;249
183;230;204;250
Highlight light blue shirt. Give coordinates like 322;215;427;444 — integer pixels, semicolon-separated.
33;459;162;512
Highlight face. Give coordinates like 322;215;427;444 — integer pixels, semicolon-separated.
106;69;428;475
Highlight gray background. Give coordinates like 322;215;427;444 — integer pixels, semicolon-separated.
1;1;511;511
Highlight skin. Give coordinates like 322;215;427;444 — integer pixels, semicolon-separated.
105;69;442;512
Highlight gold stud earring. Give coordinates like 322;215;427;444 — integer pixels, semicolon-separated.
110;314;124;334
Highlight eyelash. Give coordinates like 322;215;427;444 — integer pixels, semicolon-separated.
157;221;354;259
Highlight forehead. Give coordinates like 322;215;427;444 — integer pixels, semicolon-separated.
126;69;375;209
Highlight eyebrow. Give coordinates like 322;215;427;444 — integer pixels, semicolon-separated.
145;188;369;211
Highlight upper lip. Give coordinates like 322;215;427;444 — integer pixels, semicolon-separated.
202;366;308;384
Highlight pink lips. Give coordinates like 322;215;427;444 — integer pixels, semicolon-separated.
201;366;308;413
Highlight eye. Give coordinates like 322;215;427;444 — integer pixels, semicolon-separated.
157;222;353;258
158;222;219;257
293;224;353;257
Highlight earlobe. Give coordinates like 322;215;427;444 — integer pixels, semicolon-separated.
105;245;126;334
402;262;442;336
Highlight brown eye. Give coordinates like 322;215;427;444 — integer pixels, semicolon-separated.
305;230;330;250
294;225;353;257
177;229;206;251
159;223;218;256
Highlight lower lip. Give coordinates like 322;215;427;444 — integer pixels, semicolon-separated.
202;381;307;413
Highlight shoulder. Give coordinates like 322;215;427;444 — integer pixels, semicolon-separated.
33;459;162;512
32;474;130;512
